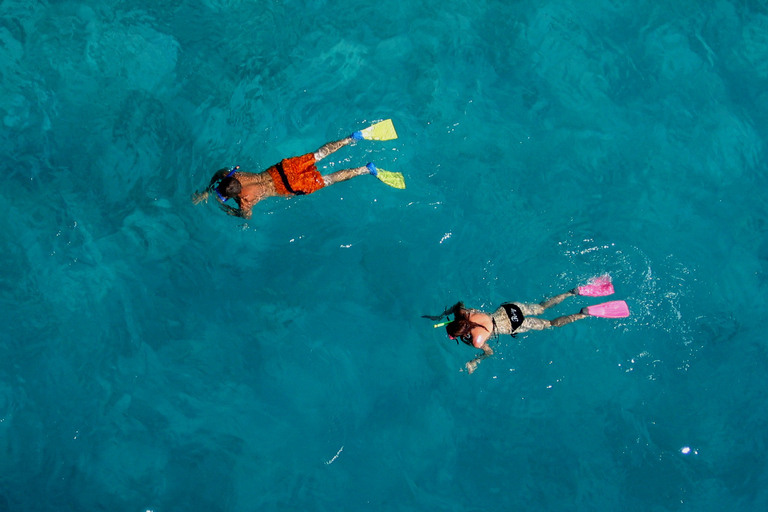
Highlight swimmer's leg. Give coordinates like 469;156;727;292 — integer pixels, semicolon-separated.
322;165;370;186
314;137;354;161
515;317;550;333
549;312;588;328
517;312;588;332
539;290;578;311
515;290;576;317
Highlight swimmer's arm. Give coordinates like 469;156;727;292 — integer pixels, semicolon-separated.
239;203;253;219
231;196;259;219
466;344;493;374
421;304;463;321
218;202;251;219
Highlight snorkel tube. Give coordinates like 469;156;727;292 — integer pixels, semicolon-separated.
214;189;228;203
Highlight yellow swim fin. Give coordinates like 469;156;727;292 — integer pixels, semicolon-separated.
359;119;398;141
377;169;405;189
366;163;406;189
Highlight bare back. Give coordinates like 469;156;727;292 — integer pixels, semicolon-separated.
468;311;494;348
233;171;278;217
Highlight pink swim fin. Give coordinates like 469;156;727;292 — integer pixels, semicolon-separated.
577;275;615;297
585;300;630;318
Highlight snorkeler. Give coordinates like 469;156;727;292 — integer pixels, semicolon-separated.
191;120;405;219
424;276;630;374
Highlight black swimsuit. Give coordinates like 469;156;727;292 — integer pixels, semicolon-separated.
499;303;525;336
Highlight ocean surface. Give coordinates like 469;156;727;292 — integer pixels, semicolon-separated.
2;0;768;510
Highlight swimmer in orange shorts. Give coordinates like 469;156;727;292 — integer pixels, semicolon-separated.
192;125;402;219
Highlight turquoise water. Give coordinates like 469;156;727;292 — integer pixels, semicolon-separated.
2;0;768;510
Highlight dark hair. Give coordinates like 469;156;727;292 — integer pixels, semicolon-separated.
217;176;242;200
444;302;488;346
192;167;243;205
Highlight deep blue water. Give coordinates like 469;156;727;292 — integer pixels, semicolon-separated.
2;0;768;510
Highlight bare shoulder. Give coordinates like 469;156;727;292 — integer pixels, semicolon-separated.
468;311;493;348
468;311;493;328
235;170;273;186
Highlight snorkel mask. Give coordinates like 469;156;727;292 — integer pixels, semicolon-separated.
214;165;239;202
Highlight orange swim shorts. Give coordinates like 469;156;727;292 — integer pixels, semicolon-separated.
267;153;326;196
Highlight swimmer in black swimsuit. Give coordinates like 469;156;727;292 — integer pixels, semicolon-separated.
424;289;588;374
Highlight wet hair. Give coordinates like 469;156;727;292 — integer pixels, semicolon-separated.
444;302;489;346
191;168;241;204
217;176;241;199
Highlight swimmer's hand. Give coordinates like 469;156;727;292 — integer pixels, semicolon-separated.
218;203;245;218
423;304;460;321
422;306;456;321
191;191;209;204
465;360;479;374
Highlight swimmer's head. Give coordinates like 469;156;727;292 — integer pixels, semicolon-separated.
446;319;472;345
442;302;469;344
444;302;487;346
215;175;242;202
192;166;241;204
